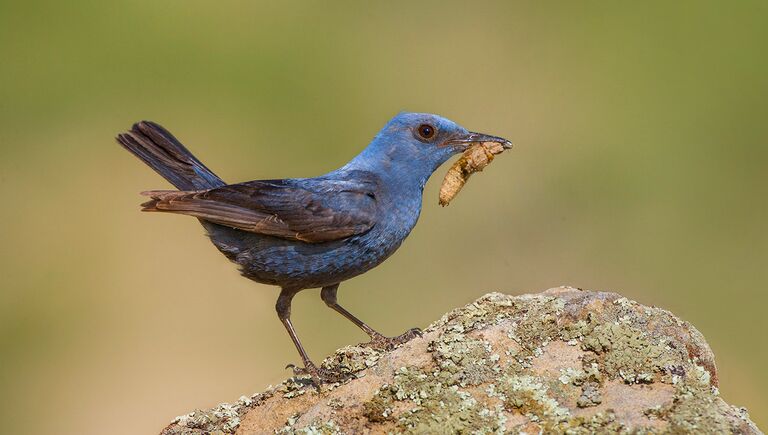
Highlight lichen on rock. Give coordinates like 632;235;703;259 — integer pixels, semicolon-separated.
159;287;762;434
161;393;271;435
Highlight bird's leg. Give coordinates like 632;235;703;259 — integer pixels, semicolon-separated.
320;284;421;351
276;288;348;385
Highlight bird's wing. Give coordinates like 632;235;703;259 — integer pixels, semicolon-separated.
141;174;379;243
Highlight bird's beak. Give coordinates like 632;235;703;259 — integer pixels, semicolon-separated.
443;132;513;151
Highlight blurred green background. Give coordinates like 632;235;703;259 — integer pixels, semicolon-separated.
1;1;766;433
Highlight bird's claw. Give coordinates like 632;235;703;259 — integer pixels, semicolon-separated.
409;327;424;337
284;328;423;386
363;327;423;351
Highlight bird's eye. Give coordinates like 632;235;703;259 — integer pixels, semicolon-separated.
417;124;436;140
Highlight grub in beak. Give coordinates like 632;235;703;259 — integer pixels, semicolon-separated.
439;140;510;206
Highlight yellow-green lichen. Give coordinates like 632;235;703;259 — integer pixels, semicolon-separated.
558;410;629;434
582;322;675;384
363;366;505;434
429;331;496;386
429;292;519;334
644;365;747;433
506;296;565;352
497;374;570;425
320;345;381;376
163;394;269;434
576;381;602;408
277;418;342;435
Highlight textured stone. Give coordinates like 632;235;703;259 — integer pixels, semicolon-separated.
159;287;761;434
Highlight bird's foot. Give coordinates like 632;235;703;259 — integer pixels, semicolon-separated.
286;362;351;387
363;327;422;351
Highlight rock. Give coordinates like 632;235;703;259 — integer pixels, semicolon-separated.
159;287;762;434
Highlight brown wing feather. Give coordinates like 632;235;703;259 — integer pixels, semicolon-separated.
140;178;377;243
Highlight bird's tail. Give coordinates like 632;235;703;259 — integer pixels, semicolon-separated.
116;121;225;191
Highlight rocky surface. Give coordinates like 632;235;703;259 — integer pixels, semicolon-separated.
160;287;761;434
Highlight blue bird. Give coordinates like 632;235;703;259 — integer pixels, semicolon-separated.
117;112;511;382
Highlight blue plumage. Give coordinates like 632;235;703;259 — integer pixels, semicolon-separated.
117;112;511;382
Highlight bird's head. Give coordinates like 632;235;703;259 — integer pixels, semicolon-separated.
348;112;512;187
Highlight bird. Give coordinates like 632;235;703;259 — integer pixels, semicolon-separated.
117;112;512;383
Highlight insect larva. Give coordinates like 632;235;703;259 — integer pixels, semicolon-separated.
438;141;507;206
